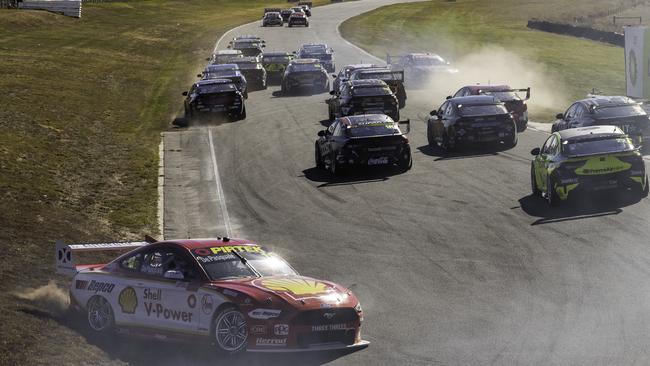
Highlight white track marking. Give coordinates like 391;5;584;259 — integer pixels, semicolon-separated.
208;128;233;237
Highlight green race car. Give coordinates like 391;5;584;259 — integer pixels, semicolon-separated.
261;52;294;82
530;126;648;206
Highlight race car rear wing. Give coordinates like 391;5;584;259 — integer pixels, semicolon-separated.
55;239;152;277
480;87;531;101
386;54;406;66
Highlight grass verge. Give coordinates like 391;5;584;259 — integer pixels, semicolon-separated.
0;1;324;364
340;0;630;121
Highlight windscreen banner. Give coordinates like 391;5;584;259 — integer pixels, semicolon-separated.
625;26;650;99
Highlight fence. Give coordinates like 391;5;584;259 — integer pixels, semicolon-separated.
527;19;624;47
16;0;81;17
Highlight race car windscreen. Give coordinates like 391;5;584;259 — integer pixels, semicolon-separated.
346;122;401;138
193;246;297;280
485;91;519;101
357;72;402;81
351;86;392;96
413;56;446;66
198;83;237;94
563;137;635;156
234;42;260;48
458;104;508;116
310;53;332;61
264;56;291;63
237;63;263;70
289;63;321;72
593;105;645;119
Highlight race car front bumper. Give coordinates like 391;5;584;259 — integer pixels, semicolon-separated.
451;127;516;145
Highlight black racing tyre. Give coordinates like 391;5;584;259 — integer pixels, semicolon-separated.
288;23;293;28
441;132;455;152
230;106;246;122
531;164;541;197
315;144;324;169
639;175;649;198
398;152;413;172
427;121;435;147
213;306;248;355
547;175;560;207
86;296;115;334
329;153;341;176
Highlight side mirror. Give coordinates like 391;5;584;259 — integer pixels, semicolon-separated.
182;91;188;96
398;119;411;134
197;74;202;78
164;270;184;280
206;57;211;61
530;147;540;156
227;45;232;49
445;95;452;100
332;74;337;78
429;110;437;116
329;90;335;95
262;44;266;48
555;113;564;120
317;130;326;137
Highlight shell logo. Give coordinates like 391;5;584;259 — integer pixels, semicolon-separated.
259;278;329;295
118;286;138;314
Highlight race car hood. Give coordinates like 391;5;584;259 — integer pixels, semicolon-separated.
207;275;358;311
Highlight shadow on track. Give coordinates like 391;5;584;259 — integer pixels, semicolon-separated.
416;144;501;161
302;166;405;187
19;306;361;366
171;113;239;128
271;88;329;98
517;191;643;225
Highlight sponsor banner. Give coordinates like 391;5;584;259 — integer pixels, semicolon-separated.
255;337;287;347
274;324;289;336
201;294;214;315
144;302;194;323
251;324;267;335
193;245;265;257
118;287;138;314
80;280;115;294
143;288;162;301
311;323;350;332
248;308;281;319
625;26;650;99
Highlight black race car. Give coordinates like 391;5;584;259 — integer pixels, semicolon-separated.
349;68;406;109
327;79;399;122
229;39;265;57
280;9;294;22
281;58;329;94
297;43;335;73
452;85;530;132
315;114;412;175
427;95;517;151
209;50;243;65
200;67;248;99
261;52;295;82
230;57;267;90
182;79;246;122
288;12;309;27
262;11;283;26
531;126;648;206
551;95;650;148
332;63;378;92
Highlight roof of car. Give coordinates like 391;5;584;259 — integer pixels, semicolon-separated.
557;126;624;141
290;58;320;64
355;68;393;74
345;64;376;71
215;49;241;54
339;114;395;126
205;64;239;71
196;78;235;86
577;95;638;109
263;52;292;57
233;57;261;63
449;95;501;104
166;238;258;250
464;85;511;93
205;70;243;78
349;79;389;87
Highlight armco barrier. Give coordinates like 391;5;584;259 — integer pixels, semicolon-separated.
18;0;81;17
527;19;624;47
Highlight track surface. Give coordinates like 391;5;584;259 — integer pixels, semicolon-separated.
163;1;650;364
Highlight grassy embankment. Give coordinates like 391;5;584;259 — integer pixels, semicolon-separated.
340;0;632;121
0;1;324;364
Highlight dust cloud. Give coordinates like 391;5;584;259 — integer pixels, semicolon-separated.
14;280;70;316
411;46;568;117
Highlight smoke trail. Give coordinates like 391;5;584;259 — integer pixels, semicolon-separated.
14;280;70;316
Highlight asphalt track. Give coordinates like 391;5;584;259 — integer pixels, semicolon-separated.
162;1;650;364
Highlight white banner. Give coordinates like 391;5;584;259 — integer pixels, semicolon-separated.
625;26;648;99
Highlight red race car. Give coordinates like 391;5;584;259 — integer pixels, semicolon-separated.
451;85;531;132
56;237;368;353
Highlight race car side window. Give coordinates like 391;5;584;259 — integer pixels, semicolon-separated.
120;253;143;272
564;103;579;120
333;122;344;137
547;136;560;156
540;135;555;155
328;120;339;135
438;101;448;116
139;247;198;280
